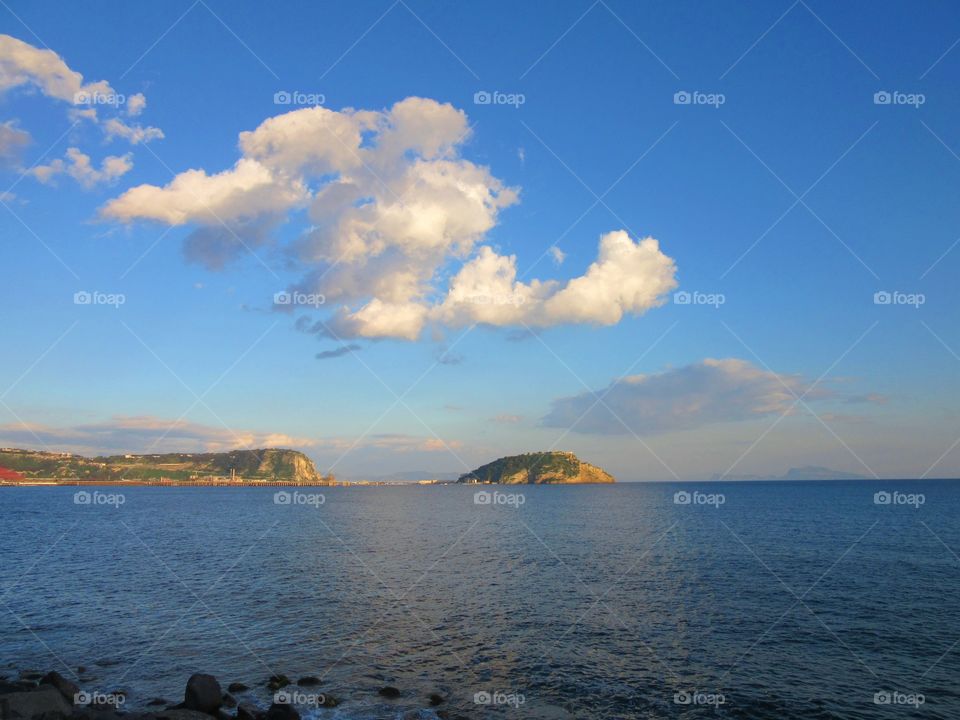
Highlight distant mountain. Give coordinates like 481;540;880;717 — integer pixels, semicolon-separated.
459;451;615;484
710;465;869;481
0;447;330;484
781;465;869;480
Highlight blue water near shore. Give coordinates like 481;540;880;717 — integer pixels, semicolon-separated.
1;481;959;719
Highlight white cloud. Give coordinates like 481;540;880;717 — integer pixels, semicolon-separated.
316;433;464;453
105;158;306;224
0;415;312;455
0;34;161;159
101;97;677;340
31;147;132;188
548;245;565;264
0;33;112;103
104;117;164;145
0;120;29;163
126;92;146;117
541;358;808;435
327;299;430;341
434;231;676;329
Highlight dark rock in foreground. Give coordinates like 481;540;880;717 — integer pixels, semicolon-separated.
265;703;298;720
156;709;220;720
235;703;264;720
378;686;401;698
0;686;72;720
183;674;222;714
39;672;79;705
265;676;290;692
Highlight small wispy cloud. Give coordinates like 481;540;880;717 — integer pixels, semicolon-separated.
316;344;360;360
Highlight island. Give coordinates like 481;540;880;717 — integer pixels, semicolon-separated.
0;448;334;485
458;451;615;484
709;465;869;481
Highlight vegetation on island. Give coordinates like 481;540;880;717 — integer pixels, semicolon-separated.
458;451;615;484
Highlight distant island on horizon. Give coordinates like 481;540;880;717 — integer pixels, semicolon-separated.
457;451;615;485
0;448;616;486
709;465;871;481
2;449;947;486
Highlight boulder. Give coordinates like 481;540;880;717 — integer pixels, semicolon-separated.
220;694;237;709
146;699;169;707
40;673;80;705
265;703;298;720
429;693;444;706
226;684;248;694
294;677;318;687
154;710;219;720
235;703;263;720
0;686;73;719
69;708;126;720
319;695;339;708
265;676;290;692
183;674;222;715
378;686;401;699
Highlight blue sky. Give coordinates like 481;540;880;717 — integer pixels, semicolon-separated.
1;0;959;480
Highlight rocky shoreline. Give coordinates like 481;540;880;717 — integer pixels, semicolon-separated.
0;670;462;720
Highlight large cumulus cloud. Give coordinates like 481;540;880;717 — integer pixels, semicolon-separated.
102;97;678;340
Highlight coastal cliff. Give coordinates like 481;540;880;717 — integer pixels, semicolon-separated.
458;451;615;484
0;448;329;484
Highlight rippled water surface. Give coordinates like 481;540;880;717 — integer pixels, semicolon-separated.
1;481;959;719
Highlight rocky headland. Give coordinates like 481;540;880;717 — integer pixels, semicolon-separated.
457;451;615;484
